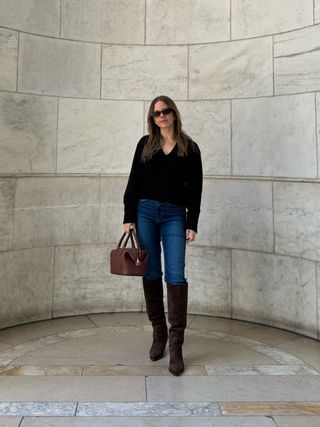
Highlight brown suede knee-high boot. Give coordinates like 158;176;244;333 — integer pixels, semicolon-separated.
143;278;168;361
167;282;188;376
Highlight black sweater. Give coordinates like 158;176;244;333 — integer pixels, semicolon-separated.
123;135;203;232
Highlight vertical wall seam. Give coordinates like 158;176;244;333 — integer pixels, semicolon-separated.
16;31;20;92
230;100;233;175
52;246;56;319
144;0;147;45
12;178;17;250
272;35;275;96
315;261;319;340
100;43;103;100
187;45;190;100
314;0;316;25
230;249;233;318
59;0;62;38
272;181;276;253
315;93;319;178
56;98;60;174
230;0;232;40
98;175;102;244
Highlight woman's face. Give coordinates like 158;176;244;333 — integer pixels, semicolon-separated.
152;101;175;130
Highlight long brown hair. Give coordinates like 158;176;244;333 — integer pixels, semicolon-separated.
142;95;195;162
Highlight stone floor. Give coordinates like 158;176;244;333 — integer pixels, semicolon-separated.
0;313;319;426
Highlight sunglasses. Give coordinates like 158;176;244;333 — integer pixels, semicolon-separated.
151;108;174;118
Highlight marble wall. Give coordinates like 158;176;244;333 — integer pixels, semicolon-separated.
0;0;319;339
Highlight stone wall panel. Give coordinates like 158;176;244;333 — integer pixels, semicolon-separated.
53;244;141;317
274;182;320;262
57;99;143;173
232;0;313;39
0;28;17;91
0;179;15;251
18;34;101;98
176;100;231;176
14;177;100;248
61;0;145;44
189;37;273;99
99;176;127;244
0;92;57;173
0;248;54;329
102;45;188;100
146;0;230;45
232;94;317;178
186;245;231;317
233;250;317;338
0;0;60;37
197;179;273;252
274;25;320;94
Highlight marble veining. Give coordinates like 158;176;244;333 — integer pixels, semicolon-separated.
76;402;221;417
205;364;319;375
0;402;76;416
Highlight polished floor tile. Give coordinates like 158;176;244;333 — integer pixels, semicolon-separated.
146;376;320;402
220;401;320;415
83;364;206;376
278;337;320;371
0;316;96;345
0;376;146;401
20;416;277;426
0;365;83;376
0;418;22;427
273;416;320;427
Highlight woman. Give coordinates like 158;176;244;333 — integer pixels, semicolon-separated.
123;95;203;376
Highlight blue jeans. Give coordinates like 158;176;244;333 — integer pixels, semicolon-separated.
136;199;187;285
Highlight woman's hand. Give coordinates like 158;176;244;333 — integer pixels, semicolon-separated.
124;223;136;233
186;229;196;243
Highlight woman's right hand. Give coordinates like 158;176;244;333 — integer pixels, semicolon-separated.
124;223;136;233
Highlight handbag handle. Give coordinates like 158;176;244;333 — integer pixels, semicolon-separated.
117;229;141;250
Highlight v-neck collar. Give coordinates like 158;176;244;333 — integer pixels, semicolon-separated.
161;143;177;156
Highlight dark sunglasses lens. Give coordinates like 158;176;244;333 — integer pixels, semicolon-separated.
151;108;173;118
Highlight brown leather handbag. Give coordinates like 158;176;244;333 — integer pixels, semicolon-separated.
110;229;148;276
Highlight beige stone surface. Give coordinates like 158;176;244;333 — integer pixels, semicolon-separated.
53;244;142;317
232;251;317;338
0;248;54;329
177;100;231;176
61;0;145;44
186;246;231;317
99;176;129;244
0;178;15;251
147;375;320;401
19;417;276;427
0;376;146;401
18;34;100;98
14;177;100;248
0;0;60;36
274;24;320;94
88;312;148;327
0;316;95;345
0;418;22;427
146;0;230;44
57;100;143;173
0;28;17;91
197;179;273;251
316;0;320;23
278;337;320;371
0;92;57;173
102;45;188;100
232;0;313;39
274;182;320;261
189;37;273;99
274;416;320;427
232;94;317;178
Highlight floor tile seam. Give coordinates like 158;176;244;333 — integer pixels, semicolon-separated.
1;400;320;417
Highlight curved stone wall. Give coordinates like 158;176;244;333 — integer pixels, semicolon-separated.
0;0;319;339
